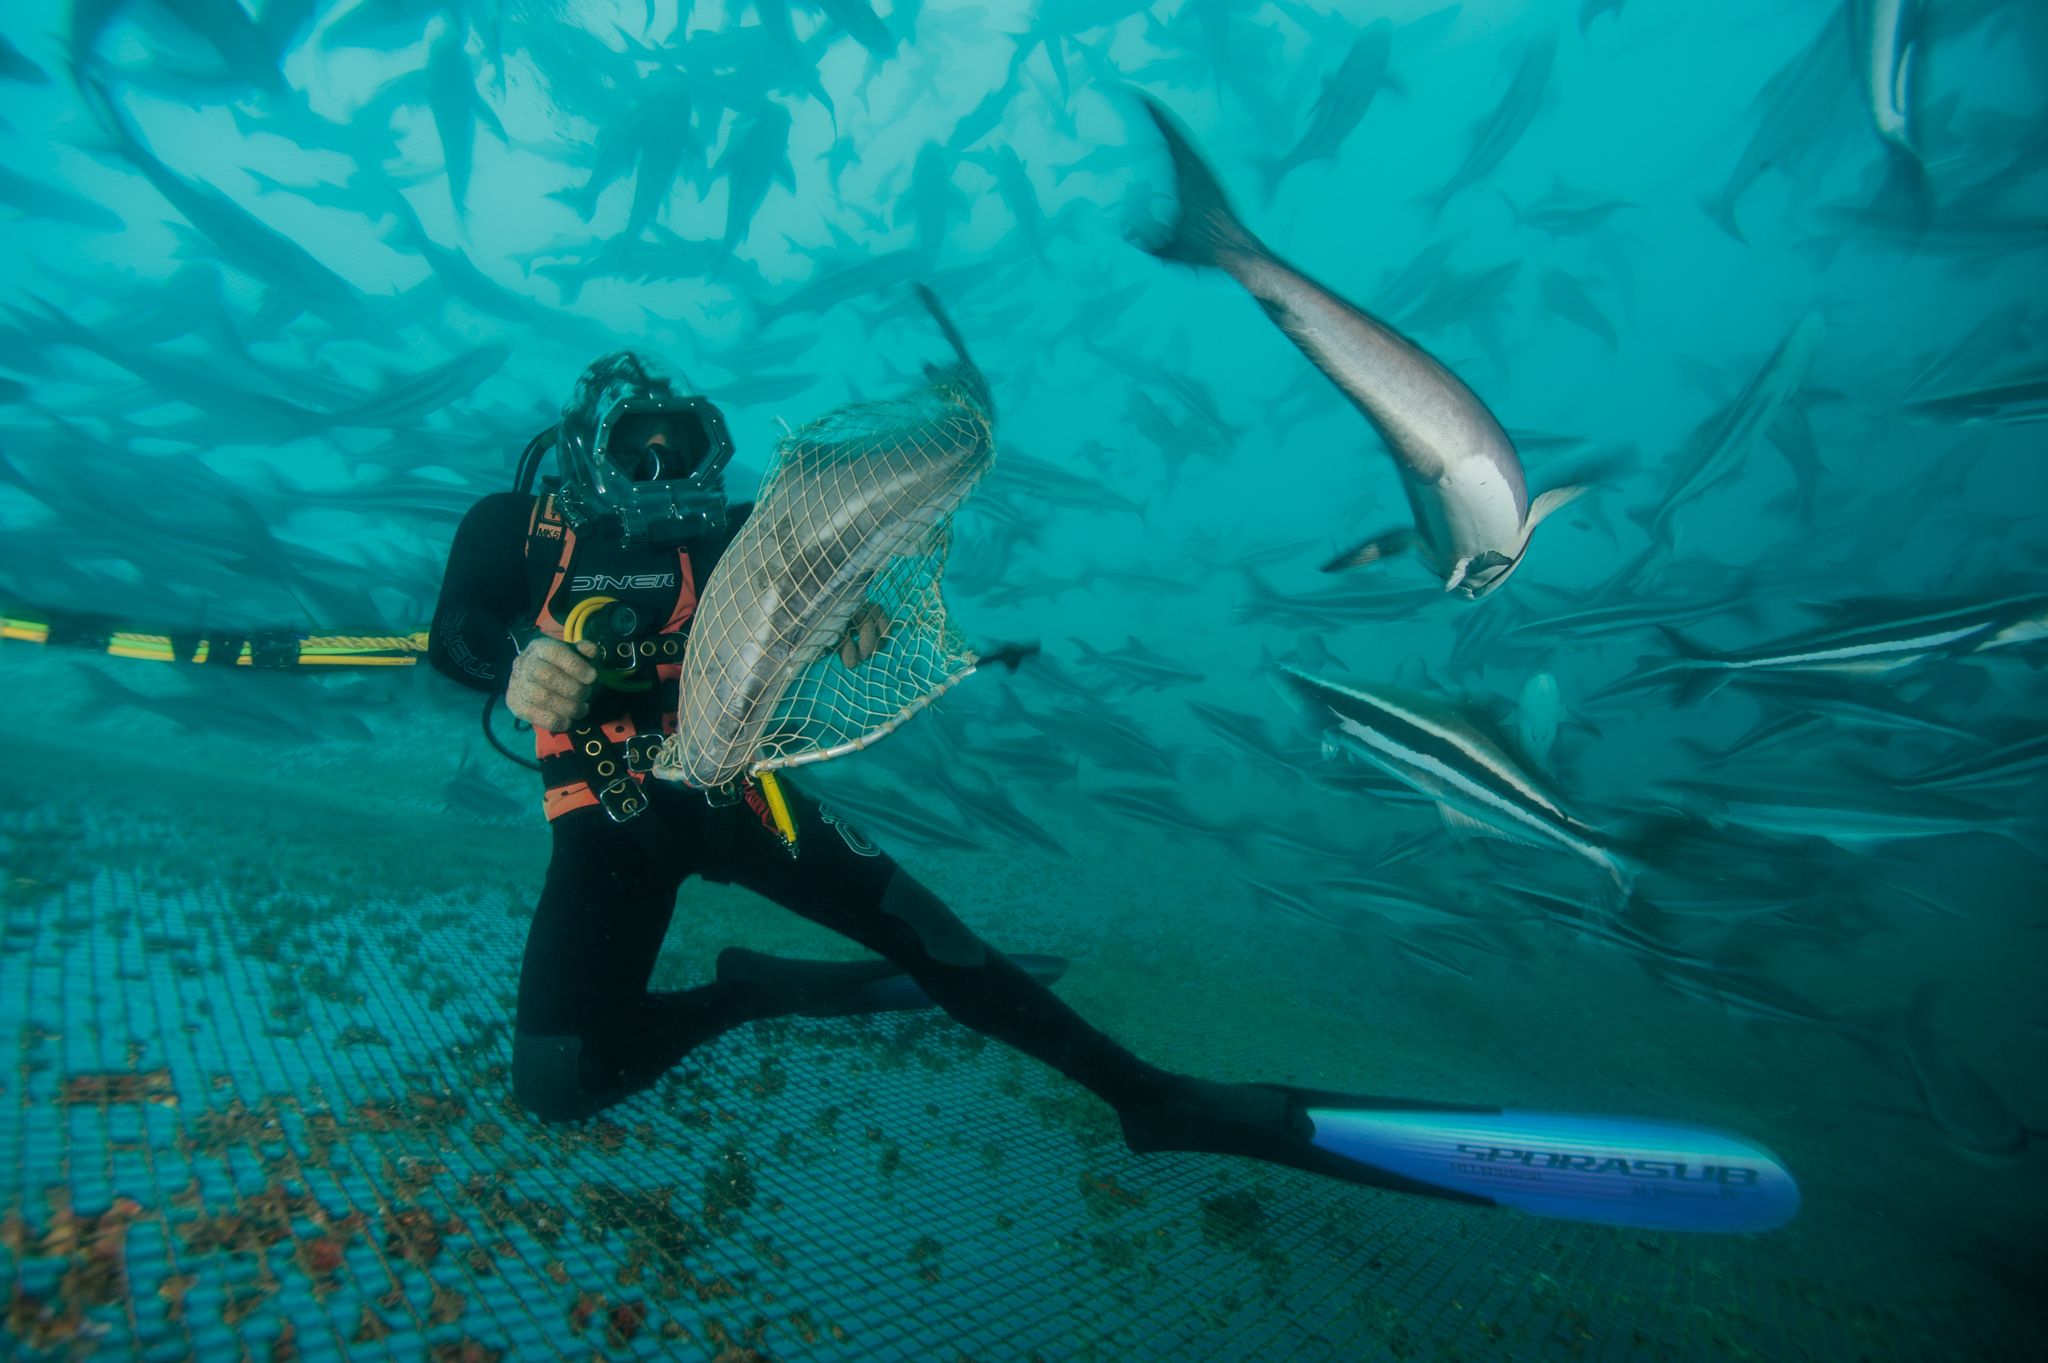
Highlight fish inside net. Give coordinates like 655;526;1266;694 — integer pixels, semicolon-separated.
657;367;995;789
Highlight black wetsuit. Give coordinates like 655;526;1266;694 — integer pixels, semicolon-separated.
428;490;1177;1125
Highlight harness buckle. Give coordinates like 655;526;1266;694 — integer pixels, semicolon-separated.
595;775;646;823
622;734;666;775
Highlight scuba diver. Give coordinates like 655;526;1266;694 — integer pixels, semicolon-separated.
427;349;1360;1168
426;350;1801;1233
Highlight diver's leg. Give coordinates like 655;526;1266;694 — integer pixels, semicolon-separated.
511;801;760;1123
711;779;1176;1113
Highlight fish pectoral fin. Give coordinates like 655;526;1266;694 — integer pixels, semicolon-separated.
1527;484;1589;529
1437;804;1543;849
1320;527;1419;573
1443;550;1513;593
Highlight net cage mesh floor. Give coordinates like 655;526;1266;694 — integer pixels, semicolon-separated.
0;787;2038;1363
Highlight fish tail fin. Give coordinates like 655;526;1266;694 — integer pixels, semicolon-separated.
546;180;600;223
1608;806;1716;896
1655;623;1708;662
1253;154;1286;207
1654;626;1733;705
1699;188;1747;244
1131;95;1263;270
532;263;584;306
1870;146;1934;240
1321;527;1418;574
1587;639;1720;709
70;661;140;710
1596;856;1639;918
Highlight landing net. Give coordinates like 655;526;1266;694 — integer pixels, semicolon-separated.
658;366;995;789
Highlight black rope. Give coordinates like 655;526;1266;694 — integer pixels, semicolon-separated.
482;690;540;772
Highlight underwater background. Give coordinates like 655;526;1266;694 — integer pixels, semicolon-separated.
2;0;2045;1359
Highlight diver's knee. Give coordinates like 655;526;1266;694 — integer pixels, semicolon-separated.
511;1029;599;1125
878;869;987;969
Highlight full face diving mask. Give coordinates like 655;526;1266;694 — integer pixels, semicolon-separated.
557;392;736;547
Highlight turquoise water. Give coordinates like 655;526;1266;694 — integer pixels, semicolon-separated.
2;1;2044;1359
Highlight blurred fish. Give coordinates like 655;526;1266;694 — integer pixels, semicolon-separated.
1088;568;1199;598
755;248;929;326
77;76;395;343
1184;698;1313;777
1669;776;2041;853
1903;986;2032;1164
1505;179;1635;236
1649;955;1864;1037
1047;280;1149;349
1178;530;1327;574
971;736;1080;786
702;372;819;409
715;100;797;262
0;34;49;84
1240;874;1357;936
1606;592;2048;704
815;0;898;58
1701;6;1860;241
1069;636;1203;691
1633;312;1825;548
1430;36;1555;211
1851;0;1930;228
1903;367;2048;426
1391;931;1479;979
424;16;505;230
1273;666;1642;899
1233;570;1441;631
1006;0;1155;101
319;345;511;430
1806;200;2048;260
1903;301;2030;398
0;164;125;232
70;663;364;745
1088;784;1236;845
124;0;295;94
525;226;764;306
1256;21;1397;204
898;141;965;262
1896;730;2048;795
1315;873;1492;930
1034;702;1178;780
992;450;1148;518
1580;0;1627;31
445;747;523;820
1539;268;1617;348
1515;673;1561;768
1136;99;1580;599
804;780;982;853
960;147;1039;256
947;82;1015;152
549;70;702;239
927;766;1066;856
1738;676;1984;748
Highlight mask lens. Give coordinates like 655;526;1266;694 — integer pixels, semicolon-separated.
607;412;675;481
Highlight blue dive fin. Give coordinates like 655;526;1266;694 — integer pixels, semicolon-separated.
1304;1103;1800;1232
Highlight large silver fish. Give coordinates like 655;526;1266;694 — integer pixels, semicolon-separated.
1271;665;1638;899
660;308;994;789
1136;98;1580;600
1853;0;1928;213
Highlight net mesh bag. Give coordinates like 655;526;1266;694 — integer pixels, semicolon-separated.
656;365;996;789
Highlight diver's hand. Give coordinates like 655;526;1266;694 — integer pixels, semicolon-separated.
506;637;599;732
838;601;888;669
